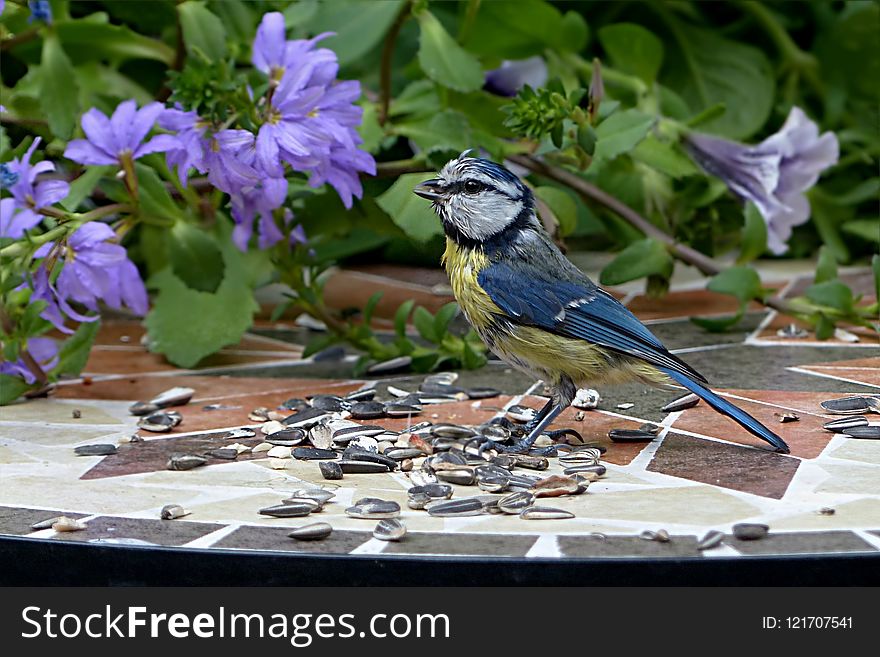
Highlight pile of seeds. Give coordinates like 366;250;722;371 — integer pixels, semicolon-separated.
820;395;880;440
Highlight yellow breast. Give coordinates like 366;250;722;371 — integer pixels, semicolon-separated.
442;238;501;332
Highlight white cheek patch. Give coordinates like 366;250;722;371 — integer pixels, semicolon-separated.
452;195;523;241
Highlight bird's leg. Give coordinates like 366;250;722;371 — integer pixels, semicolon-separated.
497;403;565;454
467;397;556;458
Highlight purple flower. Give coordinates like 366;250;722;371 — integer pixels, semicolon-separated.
684;107;839;255
485;57;548;97
39;222;149;317
252;11;334;83
230;177;288;250
158;107;210;186
28;0;51;23
0;138;69;238
27;265;96;335
0;337;58;385
64;100;179;167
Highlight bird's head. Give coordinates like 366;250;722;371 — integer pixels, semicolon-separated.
413;152;535;245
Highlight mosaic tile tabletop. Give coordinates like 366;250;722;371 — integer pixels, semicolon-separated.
1;267;878;573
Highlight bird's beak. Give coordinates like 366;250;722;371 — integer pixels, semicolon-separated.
413;179;444;201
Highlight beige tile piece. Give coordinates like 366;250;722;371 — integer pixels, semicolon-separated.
0;399;123;425
772;499;880;531
185;492;321;526
815;464;880;495
0;444;39;465
829;440;880;466
134;461;302;491
0;425;127;447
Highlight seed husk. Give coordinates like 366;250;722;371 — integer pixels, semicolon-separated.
128;401;160;416
698;530;724;551
530;474;581;498
640;529;670;542
510;454;549;470
639;423;662;435
608;428;656;443
349;401;386;420
366;356;412;374
342;449;398;471
466;387;501;400
477;475;510;493
408;470;438;487
149;386;195;409
160;504;189;520
332;425;386;442
348;435;379;452
345;500;400;519
293;447;338;460
820;396;876;415
266;445;292;459
225;428;257;439
280;398;310;412
260;503;315;518
520;506;575;520
774;412;799;423
436;469;476;485
384;404;422;417
167;454;207;471
319;461;343;480
776;323;808;339
373;518;407;541
662;393;700;412
307;423;333;450
309;395;348;412
208;448;238;460
842;425;880;440
138;410;183;433
260;420;286;435
563;464;606;477
268;458;288;470
345;388;376;402
252;442;273;453
572;388;601;409
52;516;87;532
408;483;453;499
31;516;66;530
279;497;323;511
819;507;836;516
74;444;118;456
616;402;634;410
288;488;336;505
282;407;331;428
288;522;333;541
407;492;430;510
338;460;389;474
426;498;484;517
384;448;424;461
732;523;769;540
249;407;271;422
506;405;536;423
823;416;869;432
498;491;535;514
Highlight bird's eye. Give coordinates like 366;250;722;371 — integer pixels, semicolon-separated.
463;180;483;194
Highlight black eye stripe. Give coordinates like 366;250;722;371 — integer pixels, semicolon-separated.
451;179;520;201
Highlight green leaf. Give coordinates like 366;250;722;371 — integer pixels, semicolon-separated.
393;109;472;155
433;302;459;336
873;255;880;301
169;222;225;293
630;135;698;179
394;299;415;337
145;244;258;368
41;34;79;139
57;17;175;64
461;339;487;370
178;1;228;62
302;333;340;359
376;173;445;243
136;163;183;222
463;0;566;59
0;374;33;406
599;238;673;285
52;319;100;378
593;109;655;163
282;0;319;28
707;266;762;305
412;306;439;343
60;166;110;212
841;219;880;243
417;10;484;92
815;2;880;103
691;310;745;333
815;314;834;340
559;11;589;53
661;23;774;139
534;186;578;236
814;247;838;285
737;203;768;263
306;0;404;67
806;281;853;314
598;23;664;84
362;291;384;325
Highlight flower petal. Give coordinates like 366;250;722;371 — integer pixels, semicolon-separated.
68;221;117;249
128;101;166;150
252;11;287;73
256;125;284;177
132;134;180;159
34;179;70;208
80;107;117;156
64;139;118;166
110;99;138;153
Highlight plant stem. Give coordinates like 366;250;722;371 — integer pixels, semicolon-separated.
76;203;132;221
0;306;48;387
378;1;411;126
0;225;67;258
508;154;798;316
458;0;482;43
374;157;430;177
568;53;648;97
0;25;39;51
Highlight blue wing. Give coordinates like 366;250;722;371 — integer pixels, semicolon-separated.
477;261;707;383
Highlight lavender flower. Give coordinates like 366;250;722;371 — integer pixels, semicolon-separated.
252;11;333;83
485;57;548;97
684;107;839;255
28;0;51;23
64;100;179;167
0;138;69;238
37;222;149;317
28;265;96;335
0;337;58;384
230;177;288;250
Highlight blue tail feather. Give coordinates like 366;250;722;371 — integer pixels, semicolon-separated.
658;368;790;454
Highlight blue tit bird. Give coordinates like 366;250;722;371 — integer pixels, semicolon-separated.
413;153;790;455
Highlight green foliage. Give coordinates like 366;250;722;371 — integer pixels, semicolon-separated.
40;34;79;140
598;23;664;84
178;1;228;63
416;10;484;93
600;239;673;286
376;173;445;243
52;319;100;378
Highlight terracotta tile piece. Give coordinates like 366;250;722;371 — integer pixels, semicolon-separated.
626;289;772;321
647;433;800;499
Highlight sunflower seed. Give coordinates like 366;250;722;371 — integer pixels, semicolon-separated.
309;395;348;412
52;517;87;532
506;405;536;423
128;401;160;416
510;454;549;470
149;386;195;408
260;503;315;518
776;324;808;339
280;398;310;412
608;428;656;443
345;388;376;402
349;436;379;453
74;444;117;456
563;464;606;476
293;447;338;460
167;454;206;471
332;424;386;442
819;507;836;516
843;425;880;440
266;445;292;459
308;423;334;450
208;448;238;460
425;372;458;386
431;424;478;439
572;388;601;409
342;449;397;470
406;492;429;510
338;460;389;474
639;423;662;435
530;475;581;498
288;522;333;541
366;356;412;374
288;488;336;505
498;491;535;514
282;407;331;428
160;504;189;520
823;416;869;432
319;461;343;480
640;529;670;542
466;387;501;400
346;500;400;519
384;404;422;418
279;497;323;512
490;455;517;470
426;498;484;517
266;428;306;446
408;483;453;500
616;402;634;410
138;410;183;433
697;530;724;551
820;396;876;415
419;381;465;396
834;327;860;343
733;523;769;540
774;412;799;423
384;448;424;461
350;401;386;419
427;451;468;469
373;518;406;541
436;469;476;485
225;428;257;439
520;506;575;520
662;393;700;413
249;407;271;422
